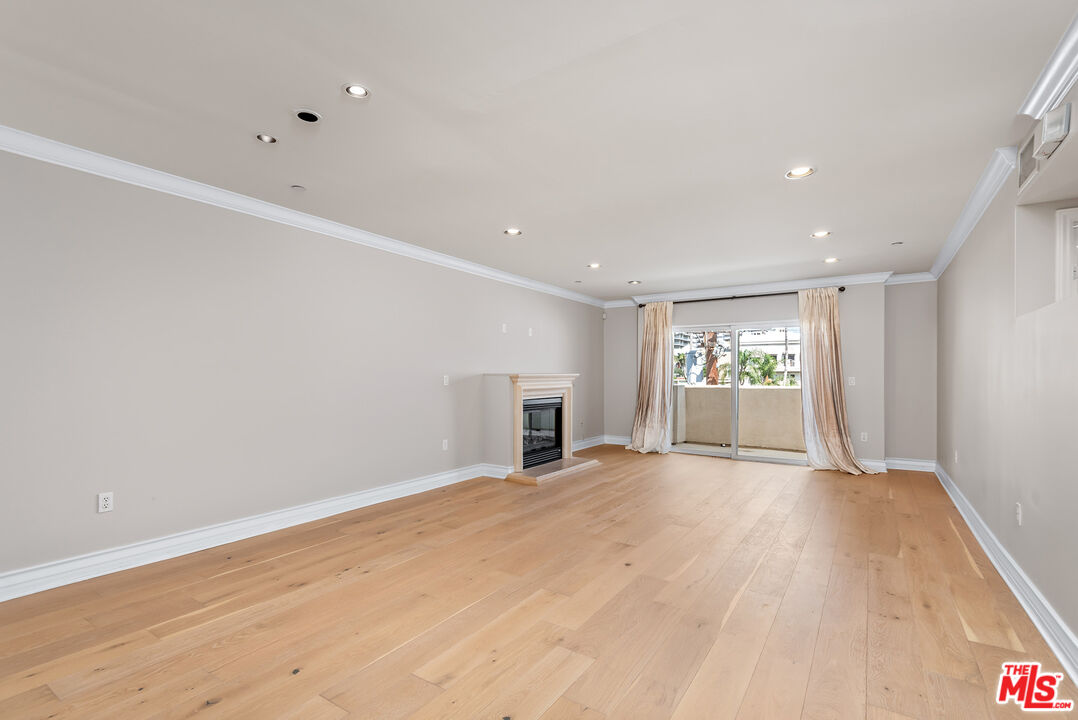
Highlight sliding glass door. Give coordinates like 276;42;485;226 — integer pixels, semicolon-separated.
672;323;806;464
671;329;733;456
734;326;806;462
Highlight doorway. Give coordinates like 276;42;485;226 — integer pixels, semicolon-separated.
671;323;807;464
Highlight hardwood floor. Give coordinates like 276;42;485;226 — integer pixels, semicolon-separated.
0;445;1073;719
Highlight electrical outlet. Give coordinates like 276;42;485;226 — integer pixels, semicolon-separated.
860;432;868;442
442;375;449;386
1015;502;1023;526
442;439;448;451
97;492;114;513
848;376;856;386
954;449;959;464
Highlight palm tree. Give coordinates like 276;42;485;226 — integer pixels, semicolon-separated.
720;349;780;386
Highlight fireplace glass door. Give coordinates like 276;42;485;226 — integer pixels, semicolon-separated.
522;397;562;468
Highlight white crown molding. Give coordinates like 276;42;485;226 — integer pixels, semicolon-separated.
1018;14;1078;119
884;456;936;471
0;124;607;309
630;272;893;305
603;299;637;309
930;146;1017;279
935;463;1078;683
0;461;512;602
884;272;937;286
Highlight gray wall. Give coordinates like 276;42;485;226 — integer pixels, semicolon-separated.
0;152;604;572
672;293;798;327
885;282;938;461
938;178;1078;633
836;283;887;463
603;306;638;438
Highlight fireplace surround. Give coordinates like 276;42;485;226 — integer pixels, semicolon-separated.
507;374;577;473
482;373;599;485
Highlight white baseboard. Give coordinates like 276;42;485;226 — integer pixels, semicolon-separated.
475;463;513;479
572;435;604;451
935;463;1078;684
885;457;937;472
0;462;510;603
572;435;631;451
860;459;888;473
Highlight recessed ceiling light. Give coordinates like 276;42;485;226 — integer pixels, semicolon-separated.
824;257;839;263
628;280;642;285
891;241;904;246
296;109;321;123
503;227;523;236
343;84;370;99
811;230;831;239
574;280;582;283
290;184;306;191
785;166;815;179
587;263;600;269
255;133;277;144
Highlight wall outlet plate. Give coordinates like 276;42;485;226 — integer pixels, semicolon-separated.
97;492;114;513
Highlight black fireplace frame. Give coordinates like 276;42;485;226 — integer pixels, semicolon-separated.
521;396;563;469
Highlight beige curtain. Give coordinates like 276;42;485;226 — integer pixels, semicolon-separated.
629;301;673;453
798;287;874;474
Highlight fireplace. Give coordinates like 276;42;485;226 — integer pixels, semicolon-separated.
522;396;562;468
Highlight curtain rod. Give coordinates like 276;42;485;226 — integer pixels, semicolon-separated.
637;286;845;308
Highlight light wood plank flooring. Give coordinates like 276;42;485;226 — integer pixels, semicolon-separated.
0;445;1073;719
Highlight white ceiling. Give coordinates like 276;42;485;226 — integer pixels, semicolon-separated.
1;1;1074;300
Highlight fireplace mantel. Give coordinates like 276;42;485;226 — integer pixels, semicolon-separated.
509;374;578;473
481;373;599;485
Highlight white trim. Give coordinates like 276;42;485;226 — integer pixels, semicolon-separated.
860;459;888;474
930;147;1017;278
630;272;893;305
602;299;637;309
572;435;604;451
572;434;633;451
0;124;606;309
884;272;937;286
884;456;936;472
0;462;508;603
476;463;513;479
935;463;1078;684
1018;15;1078;119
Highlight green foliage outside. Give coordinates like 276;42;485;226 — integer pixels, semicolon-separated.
718;350;798;386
